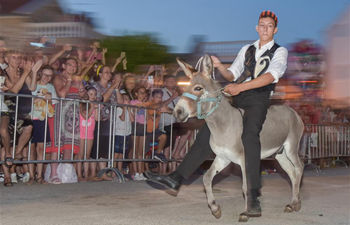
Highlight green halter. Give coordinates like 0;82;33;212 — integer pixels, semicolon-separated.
182;89;223;119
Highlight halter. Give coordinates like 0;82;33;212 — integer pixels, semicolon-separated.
182;88;223;119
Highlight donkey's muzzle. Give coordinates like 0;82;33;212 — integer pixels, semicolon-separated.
174;106;188;122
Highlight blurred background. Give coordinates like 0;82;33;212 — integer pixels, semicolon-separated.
0;0;349;120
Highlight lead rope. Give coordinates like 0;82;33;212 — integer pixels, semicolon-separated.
195;56;216;80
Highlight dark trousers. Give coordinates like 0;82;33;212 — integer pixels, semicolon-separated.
176;90;270;194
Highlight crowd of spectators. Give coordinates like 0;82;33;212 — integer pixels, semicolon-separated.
0;37;195;186
0;37;348;186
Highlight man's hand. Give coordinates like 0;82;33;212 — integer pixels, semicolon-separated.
112;75;122;89
23;60;34;75
32;59;43;74
63;44;72;52
223;83;243;96
210;56;222;68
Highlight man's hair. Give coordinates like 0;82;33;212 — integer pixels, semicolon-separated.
151;89;163;97
5;49;22;56
38;65;54;79
163;75;176;82
259;10;278;26
63;57;78;66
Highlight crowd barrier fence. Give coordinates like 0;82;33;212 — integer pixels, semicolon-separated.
0;92;196;182
1;92;349;181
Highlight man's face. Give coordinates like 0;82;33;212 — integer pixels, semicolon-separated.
64;59;77;75
6;53;22;69
164;77;176;89
256;17;278;43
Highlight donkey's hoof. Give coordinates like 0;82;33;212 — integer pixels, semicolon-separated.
238;213;249;222
211;205;221;219
284;204;294;213
294;201;302;212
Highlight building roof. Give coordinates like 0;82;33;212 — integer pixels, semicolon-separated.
12;0;63;15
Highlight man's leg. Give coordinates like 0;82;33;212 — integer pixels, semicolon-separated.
145;123;213;190
176;123;212;179
240;95;269;214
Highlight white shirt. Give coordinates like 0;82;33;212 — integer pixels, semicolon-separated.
0;92;8;112
114;107;132;136
228;40;288;83
159;87;180;128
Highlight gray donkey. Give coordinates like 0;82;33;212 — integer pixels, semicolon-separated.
174;55;304;222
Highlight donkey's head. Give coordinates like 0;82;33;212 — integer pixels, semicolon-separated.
174;54;222;122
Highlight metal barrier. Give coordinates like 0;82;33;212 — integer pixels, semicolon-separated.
304;124;350;168
0;91;194;182
2;91;348;182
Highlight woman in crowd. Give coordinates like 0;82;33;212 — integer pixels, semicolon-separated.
120;73;136;100
90;66;122;181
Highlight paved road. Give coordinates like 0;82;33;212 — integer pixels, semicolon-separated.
1;167;349;225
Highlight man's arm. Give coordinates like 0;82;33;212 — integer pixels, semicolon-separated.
211;56;235;82
49;44;72;65
53;76;71;98
224;47;288;96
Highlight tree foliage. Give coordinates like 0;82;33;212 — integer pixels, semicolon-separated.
101;34;174;72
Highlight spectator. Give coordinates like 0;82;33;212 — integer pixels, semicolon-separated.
29;64;56;184
1;50;38;185
130;86;149;181
113;93;134;175
76;86;98;182
90;65;122;181
85;41;107;65
145;89;172;174
159;75;181;159
49;57;82;183
120;73;136;100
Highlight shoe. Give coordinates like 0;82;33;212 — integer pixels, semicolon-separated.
22;172;30;183
144;171;183;192
134;173;142;181
10;173;18;183
139;173;147;181
154;153;168;163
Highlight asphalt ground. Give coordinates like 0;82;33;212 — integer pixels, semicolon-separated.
1;167;349;225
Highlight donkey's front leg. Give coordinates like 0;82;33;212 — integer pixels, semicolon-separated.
203;157;230;219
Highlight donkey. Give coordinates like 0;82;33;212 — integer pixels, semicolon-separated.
174;55;304;222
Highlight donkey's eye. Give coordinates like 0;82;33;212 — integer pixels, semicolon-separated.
194;87;203;91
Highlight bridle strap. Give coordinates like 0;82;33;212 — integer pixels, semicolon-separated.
182;90;222;119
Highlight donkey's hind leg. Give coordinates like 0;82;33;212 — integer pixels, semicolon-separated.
275;142;304;213
203;156;230;219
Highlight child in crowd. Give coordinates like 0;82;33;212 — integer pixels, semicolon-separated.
114;94;134;175
145;89;172;174
76;86;98;182
129;86;148;181
30;65;57;184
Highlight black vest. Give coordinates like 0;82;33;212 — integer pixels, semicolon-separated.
235;43;280;92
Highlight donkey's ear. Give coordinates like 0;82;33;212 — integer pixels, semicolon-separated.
176;57;196;79
201;54;213;79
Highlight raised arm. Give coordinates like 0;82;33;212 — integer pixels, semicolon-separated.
49;44;72;66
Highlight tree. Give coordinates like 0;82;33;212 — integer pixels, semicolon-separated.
101;34;174;72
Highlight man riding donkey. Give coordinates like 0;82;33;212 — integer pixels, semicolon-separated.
145;10;288;220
